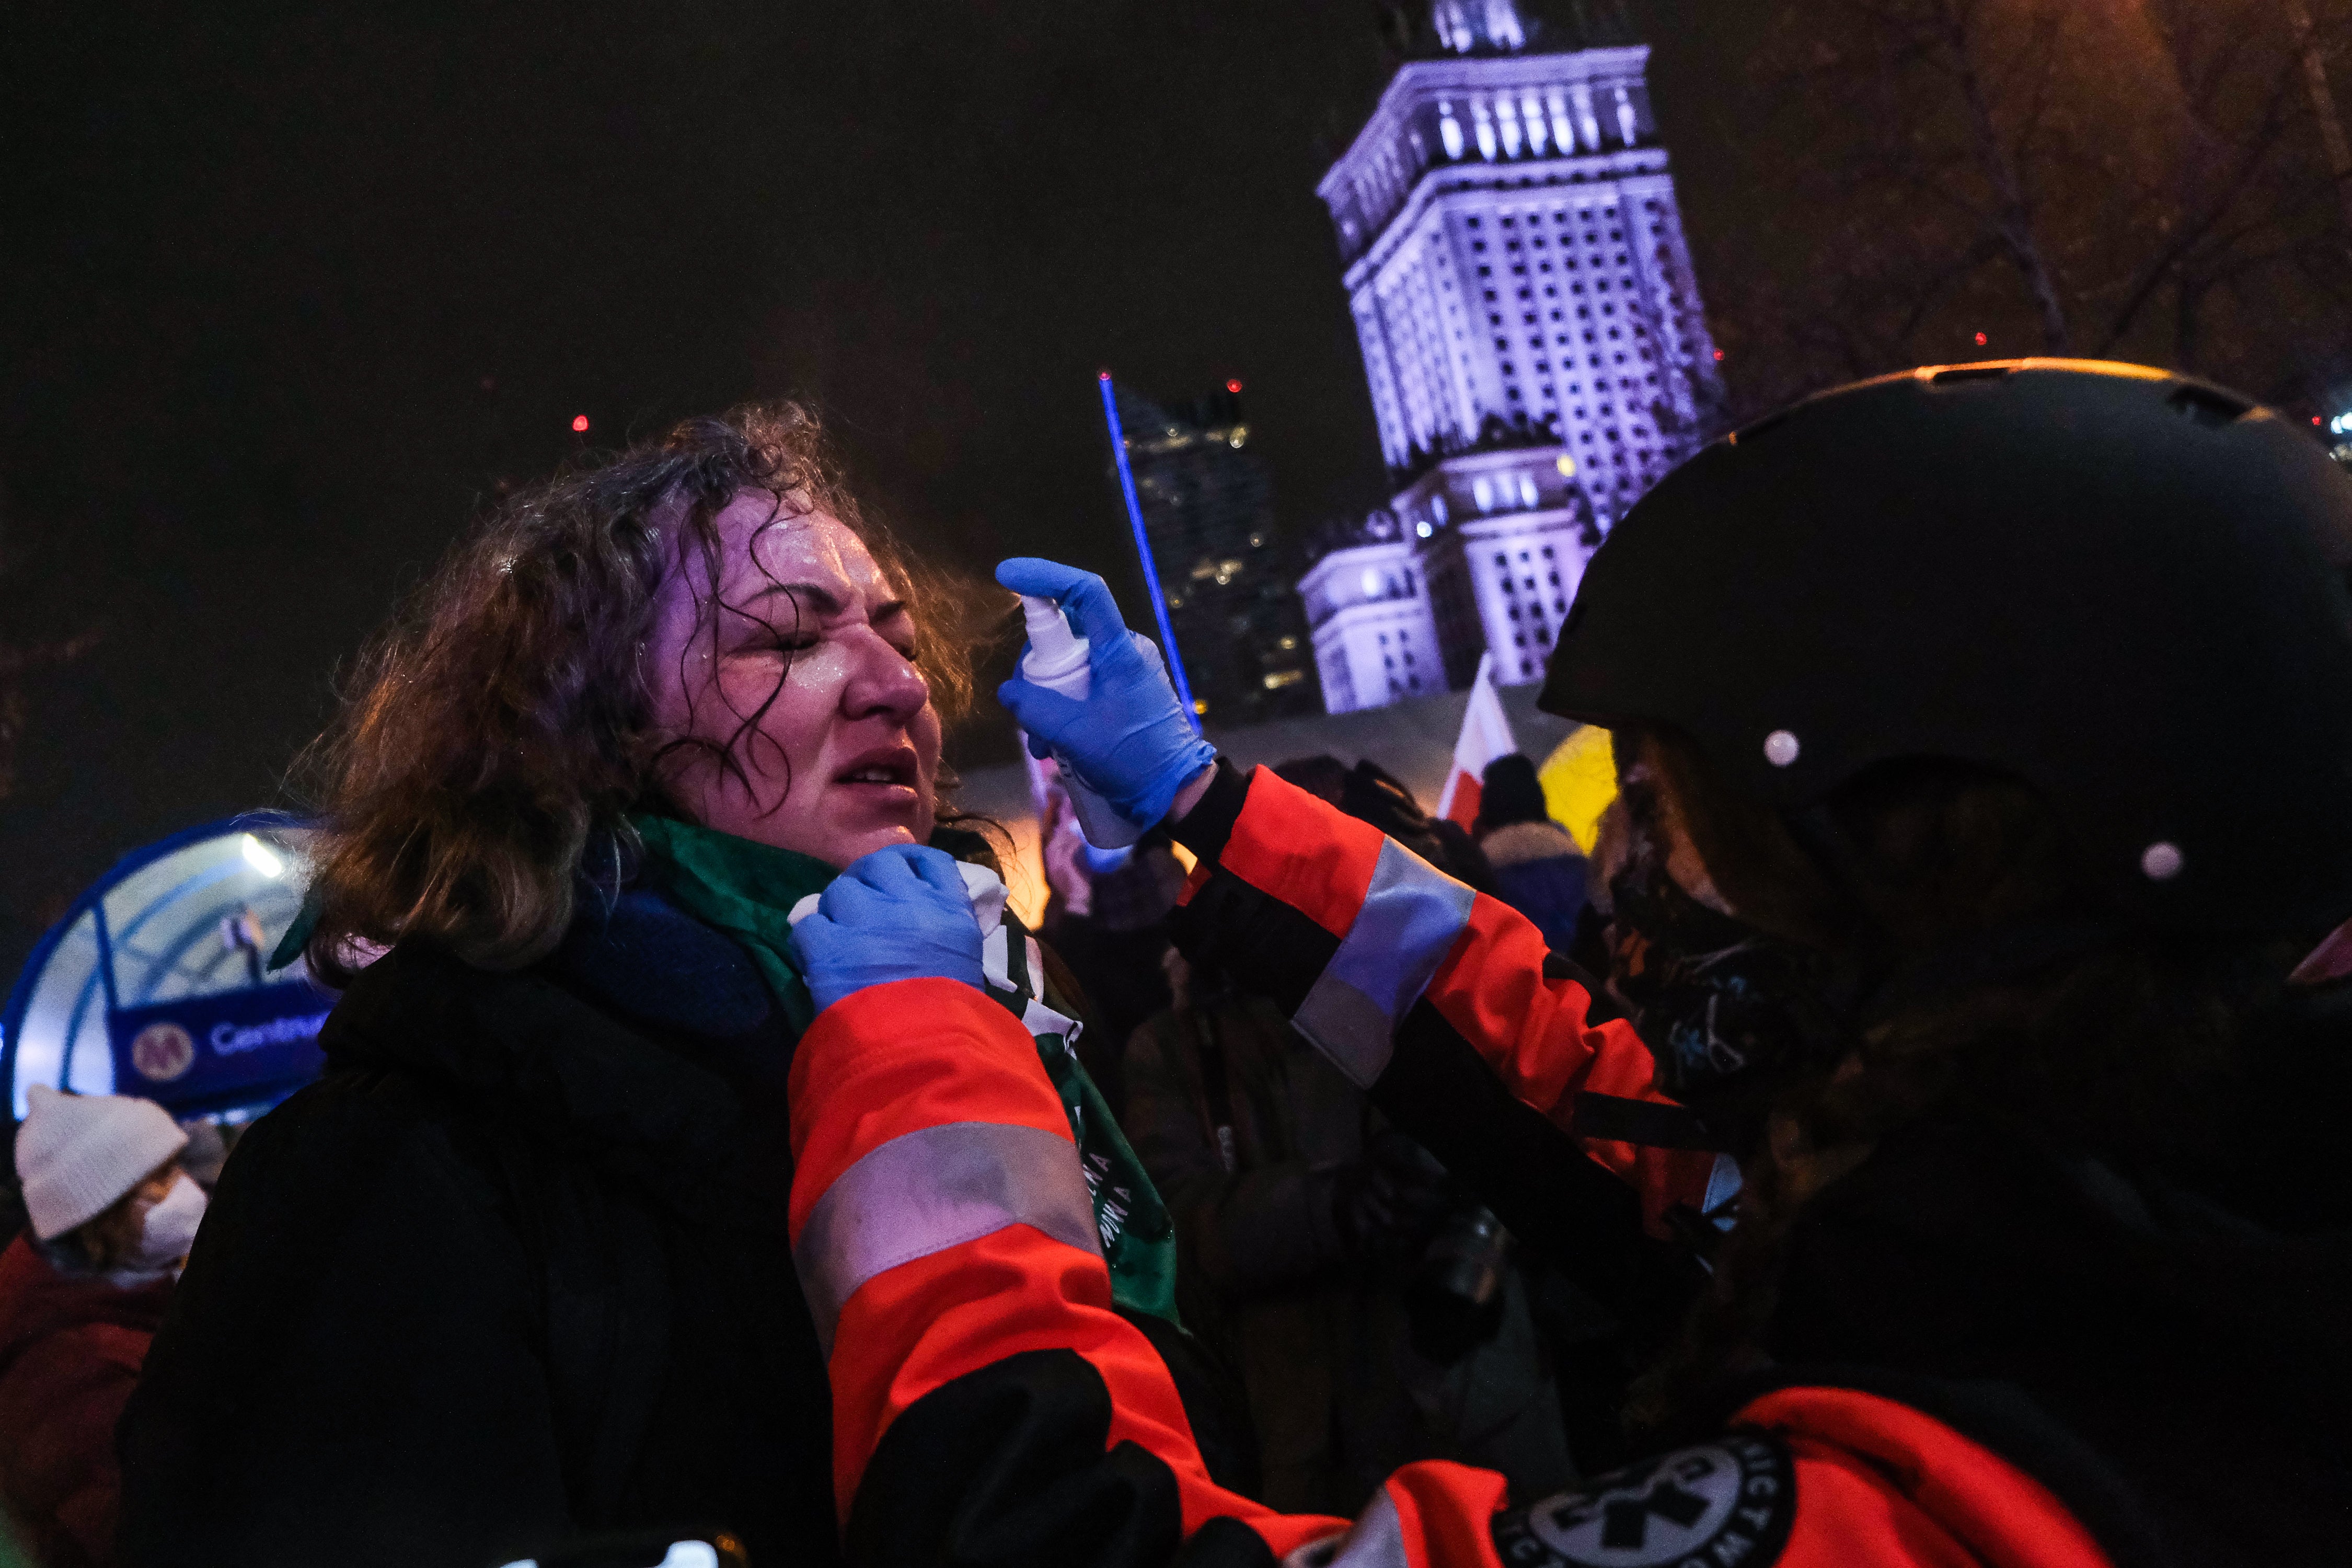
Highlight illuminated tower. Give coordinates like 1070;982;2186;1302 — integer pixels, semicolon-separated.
1115;383;1320;726
1304;0;1721;707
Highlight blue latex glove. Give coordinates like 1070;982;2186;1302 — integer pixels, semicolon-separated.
788;844;986;1015
996;558;1217;831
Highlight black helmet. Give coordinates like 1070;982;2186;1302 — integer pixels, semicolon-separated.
1541;359;2352;935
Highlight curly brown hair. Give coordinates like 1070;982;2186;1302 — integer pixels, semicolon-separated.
296;401;978;984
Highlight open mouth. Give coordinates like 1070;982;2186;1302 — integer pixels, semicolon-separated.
835;747;920;793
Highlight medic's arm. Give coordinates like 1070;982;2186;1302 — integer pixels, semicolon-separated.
788;985;2086;1568
789;974;1552;1567
787;975;1354;1564
1168;759;1731;1307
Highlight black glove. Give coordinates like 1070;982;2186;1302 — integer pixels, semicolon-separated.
1328;1128;1453;1260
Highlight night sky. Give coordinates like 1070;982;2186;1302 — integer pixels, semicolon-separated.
1;1;1770;977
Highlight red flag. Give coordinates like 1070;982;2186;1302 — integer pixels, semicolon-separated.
1434;652;1518;827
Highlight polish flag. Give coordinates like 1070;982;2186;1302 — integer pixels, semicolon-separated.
1434;652;1518;827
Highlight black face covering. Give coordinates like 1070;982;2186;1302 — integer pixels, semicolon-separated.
1605;835;1845;1157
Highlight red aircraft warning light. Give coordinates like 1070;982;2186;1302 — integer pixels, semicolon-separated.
571;414;590;433
1975;332;1989;347
1226;379;1243;394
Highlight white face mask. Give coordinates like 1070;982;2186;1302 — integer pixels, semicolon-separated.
122;1173;208;1276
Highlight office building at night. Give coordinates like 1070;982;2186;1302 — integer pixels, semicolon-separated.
1297;509;1442;714
1114;383;1320;726
1303;0;1721;709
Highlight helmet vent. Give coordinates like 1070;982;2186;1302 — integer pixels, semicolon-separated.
1927;365;2013;388
2164;384;2252;428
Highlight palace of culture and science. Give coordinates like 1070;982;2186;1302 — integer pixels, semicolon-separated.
1300;0;1722;713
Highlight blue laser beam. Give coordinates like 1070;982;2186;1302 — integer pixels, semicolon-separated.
1097;372;1200;732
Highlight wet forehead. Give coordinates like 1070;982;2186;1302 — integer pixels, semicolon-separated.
710;492;890;610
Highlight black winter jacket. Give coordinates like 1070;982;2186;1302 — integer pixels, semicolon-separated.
118;891;839;1568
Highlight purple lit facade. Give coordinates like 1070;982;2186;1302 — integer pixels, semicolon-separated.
1305;0;1721;711
1296;512;1439;712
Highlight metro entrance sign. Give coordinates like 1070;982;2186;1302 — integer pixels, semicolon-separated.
106;980;330;1116
3;818;328;1121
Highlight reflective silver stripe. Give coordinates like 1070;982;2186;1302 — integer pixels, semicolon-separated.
1281;1487;1408;1568
1293;838;1476;1088
792;1120;1102;1353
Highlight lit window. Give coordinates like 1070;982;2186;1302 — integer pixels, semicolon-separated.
1439;101;1465;159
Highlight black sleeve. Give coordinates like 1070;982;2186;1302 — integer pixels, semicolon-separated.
847;1348;1279;1568
118;1074;572;1568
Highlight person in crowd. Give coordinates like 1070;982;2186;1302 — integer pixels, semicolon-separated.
1288;756;1497;897
780;361;2352;1566
1;1088;202;1567
1041;828;1189;1120
167;1124;227;1194
117;403;1181;1568
1471;753;1589;953
1125;872;1571;1515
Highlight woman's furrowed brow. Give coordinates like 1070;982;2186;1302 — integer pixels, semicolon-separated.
744;581;847;616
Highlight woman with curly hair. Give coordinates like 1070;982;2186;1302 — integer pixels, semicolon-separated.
116;405;1177;1567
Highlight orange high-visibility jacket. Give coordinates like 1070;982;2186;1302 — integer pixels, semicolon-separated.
786;762;2113;1568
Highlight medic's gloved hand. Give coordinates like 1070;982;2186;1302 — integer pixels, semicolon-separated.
788;844;986;1015
996;557;1217;831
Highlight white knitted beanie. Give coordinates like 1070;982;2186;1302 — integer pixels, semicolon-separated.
15;1085;189;1241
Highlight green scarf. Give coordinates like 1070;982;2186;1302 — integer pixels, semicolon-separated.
630;815;834;1040
630;815;1179;1327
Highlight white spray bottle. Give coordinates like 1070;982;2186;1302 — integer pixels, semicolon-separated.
1019;593;1147;849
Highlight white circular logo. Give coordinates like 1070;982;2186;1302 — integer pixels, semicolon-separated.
1497;1434;1793;1567
130;1021;197;1083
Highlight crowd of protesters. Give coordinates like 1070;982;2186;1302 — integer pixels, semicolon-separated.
3;360;2350;1568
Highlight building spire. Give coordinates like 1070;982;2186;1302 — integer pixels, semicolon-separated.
1430;0;1528;53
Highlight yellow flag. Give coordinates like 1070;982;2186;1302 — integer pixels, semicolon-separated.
1538;725;1617;853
